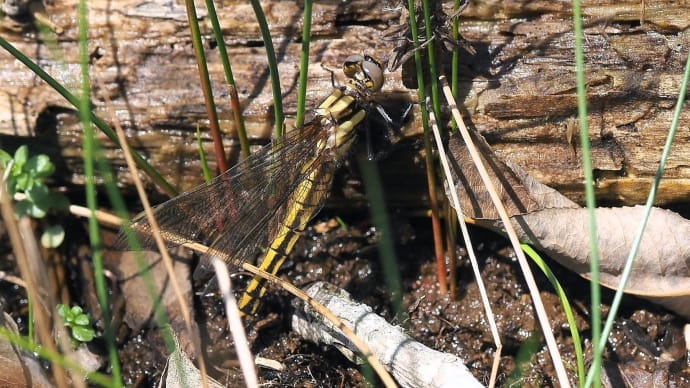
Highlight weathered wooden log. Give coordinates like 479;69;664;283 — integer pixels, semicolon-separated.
0;0;688;208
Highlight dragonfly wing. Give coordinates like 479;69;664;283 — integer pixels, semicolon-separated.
119;122;328;274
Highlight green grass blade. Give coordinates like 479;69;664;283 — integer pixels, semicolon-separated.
357;155;404;320
206;0;250;161
250;0;284;138
76;1;122;384
203;0;251;159
506;331;542;385
523;244;584;387
184;0;229;173
406;0;448;292
27;293;33;345
450;0;461;100
197;126;213;183
420;0;441;121
571;2;601;386
295;0;313;128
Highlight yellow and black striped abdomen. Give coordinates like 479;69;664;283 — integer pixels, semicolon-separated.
238;86;370;314
237;158;336;314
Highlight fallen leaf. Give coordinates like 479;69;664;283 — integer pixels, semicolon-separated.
112;249;199;357
446;130;576;219
0;312;52;387
445;130;690;318
602;361;670;388
158;334;224;388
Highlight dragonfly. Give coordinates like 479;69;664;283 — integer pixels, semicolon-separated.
119;54;402;314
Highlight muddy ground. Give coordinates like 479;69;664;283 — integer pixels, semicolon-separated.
2;200;689;386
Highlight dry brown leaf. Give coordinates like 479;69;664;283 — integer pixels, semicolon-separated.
446;130;690;318
113;250;199;357
485;206;690;319
158;334;224;388
0;312;52;387
446;131;569;219
479;206;690;295
602;361;670;388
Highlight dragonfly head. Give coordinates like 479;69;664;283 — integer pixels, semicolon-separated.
343;54;385;93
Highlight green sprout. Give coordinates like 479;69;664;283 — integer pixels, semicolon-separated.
0;145;69;247
56;304;96;345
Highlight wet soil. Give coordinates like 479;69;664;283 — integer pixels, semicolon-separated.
2;210;690;387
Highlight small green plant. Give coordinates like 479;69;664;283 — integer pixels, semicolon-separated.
0;145;69;218
56;304;95;345
0;145;69;248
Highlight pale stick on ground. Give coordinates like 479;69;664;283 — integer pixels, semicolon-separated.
292;282;484;388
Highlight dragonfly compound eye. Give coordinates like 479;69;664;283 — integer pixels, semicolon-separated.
360;55;384;91
343;54;365;78
342;54;385;92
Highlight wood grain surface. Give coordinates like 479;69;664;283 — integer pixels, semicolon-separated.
1;0;689;207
